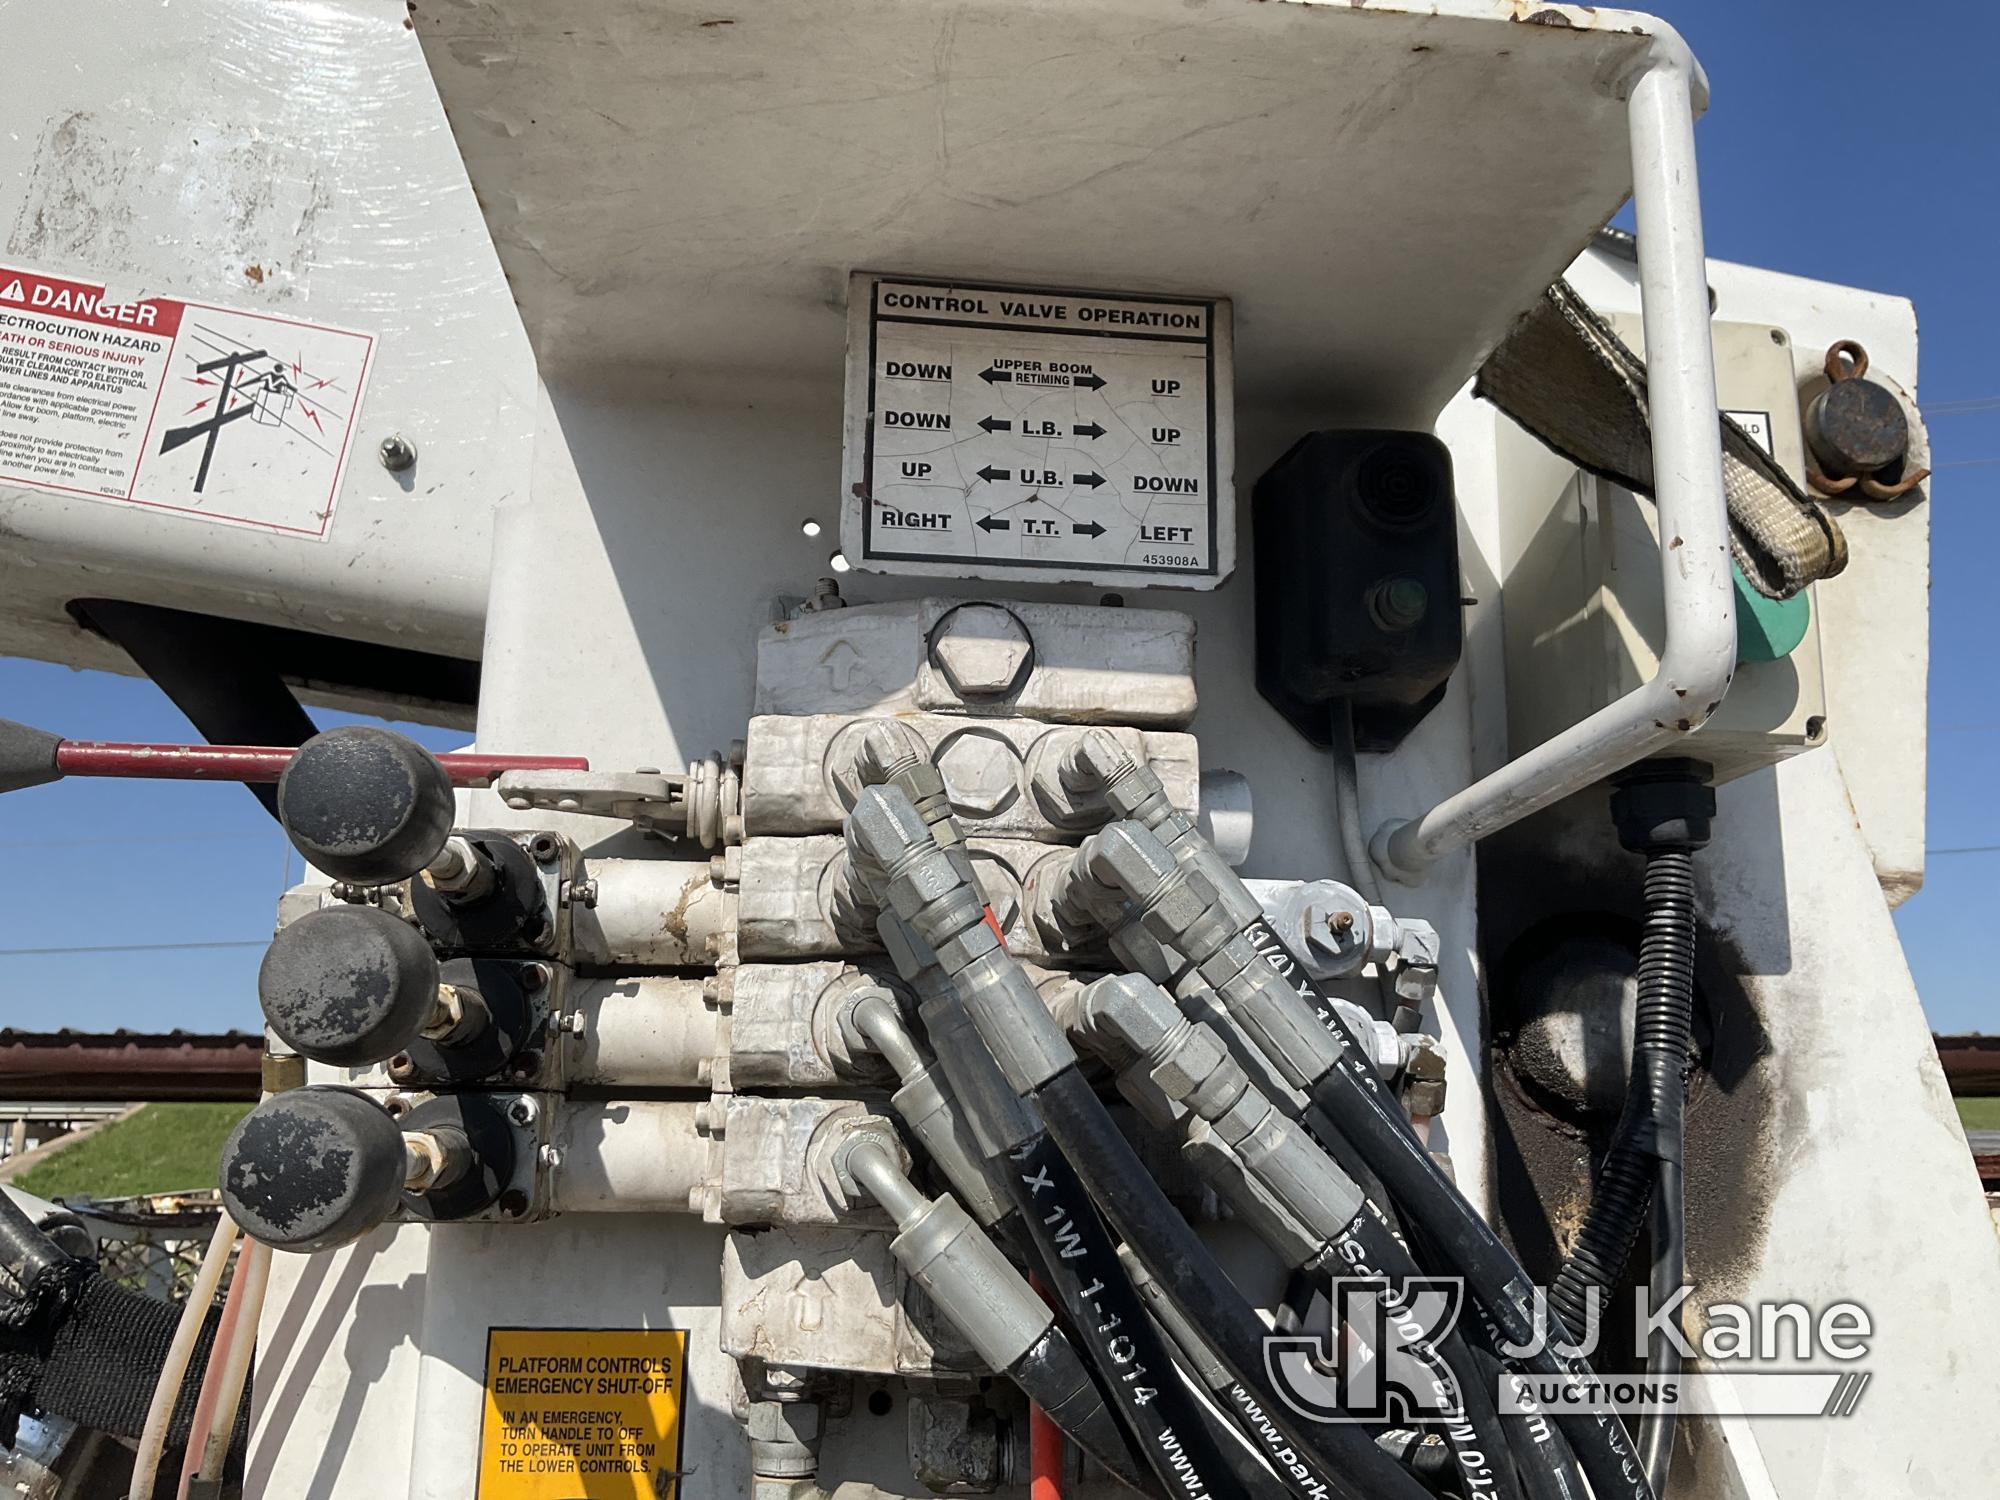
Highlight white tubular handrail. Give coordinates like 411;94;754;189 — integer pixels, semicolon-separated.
1372;33;1735;885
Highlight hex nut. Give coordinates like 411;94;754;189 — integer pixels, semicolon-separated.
827;718;927;807
847;786;934;869
1085;824;1178;904
934;727;1023;818
927;604;1034;699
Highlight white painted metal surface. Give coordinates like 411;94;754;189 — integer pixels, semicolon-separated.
0;1;1982;1497
0;0;529;684
1501;318;1830;785
415;0;1661;420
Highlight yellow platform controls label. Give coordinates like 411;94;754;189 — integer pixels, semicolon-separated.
478;1328;689;1499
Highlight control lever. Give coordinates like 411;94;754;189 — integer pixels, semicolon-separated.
276;726;458;885
0;715;585;795
220;1087;518;1251
260;906;478;1066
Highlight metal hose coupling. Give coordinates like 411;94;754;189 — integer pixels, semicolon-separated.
1087;824;1351;1100
830;722;972;947
1062;732;1268;931
847;786;1076;1096
1059;728;1177;829
850;990;1011;1228
839;1139;1054;1376
1074;975;1367;1254
854;723;974;874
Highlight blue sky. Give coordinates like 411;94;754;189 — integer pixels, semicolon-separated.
0;1;1994;1036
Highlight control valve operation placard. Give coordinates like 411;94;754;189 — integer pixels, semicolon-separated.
842;275;1233;589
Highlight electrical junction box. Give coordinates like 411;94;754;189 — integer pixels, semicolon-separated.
842;274;1233;589
1500;318;1829;784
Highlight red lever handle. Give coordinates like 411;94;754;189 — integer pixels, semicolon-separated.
51;741;587;788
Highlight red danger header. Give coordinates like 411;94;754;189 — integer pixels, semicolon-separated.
0;267;182;337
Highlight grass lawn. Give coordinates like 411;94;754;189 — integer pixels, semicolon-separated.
1956;1096;2000;1131
14;1103;251;1202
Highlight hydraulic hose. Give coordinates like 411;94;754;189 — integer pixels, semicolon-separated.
129;1211;238;1500
1064;969;1526;1500
1550;763;1710;1494
851;787;1429;1500
1051;736;1598;1500
1083;818;1656;1500
1005;1131;1259;1499
1638;1164;1686;1484
841;1140;1149;1496
1032;1067;1428;1500
1351;1194;1586;1500
1548;850;1696;1333
877;916;1253;1500
1335;1211;1521;1500
1117;1247;1355;1500
1304;1034;1652;1500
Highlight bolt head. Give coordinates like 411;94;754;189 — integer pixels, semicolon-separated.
378;434;418;473
927;604;1033;698
934;727;1023;818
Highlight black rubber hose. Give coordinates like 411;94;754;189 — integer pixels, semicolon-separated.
1033;1066;1435;1500
1219;912;1651;1500
903;989;1168;1494
1468;1343;1585;1500
1008;1324;1164;1499
1637;1162;1687;1485
1549;849;1696;1333
1302;1055;1654;1500
1004;1133;1272;1500
1207;991;1588;1500
1547;845;1697;1497
1340;1209;1522;1500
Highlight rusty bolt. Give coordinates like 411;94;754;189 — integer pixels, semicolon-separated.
387;1052;416;1083
927;604;1034;699
527;832;562;865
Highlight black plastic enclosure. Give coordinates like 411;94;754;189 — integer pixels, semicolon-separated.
1253;429;1463;750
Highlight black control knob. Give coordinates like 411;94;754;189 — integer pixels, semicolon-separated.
278;726;454;885
259;906;445;1067
220;1088;409;1252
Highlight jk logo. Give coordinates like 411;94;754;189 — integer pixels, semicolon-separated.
1265;1276;1467;1424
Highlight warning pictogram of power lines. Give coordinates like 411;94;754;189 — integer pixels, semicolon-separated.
0;262;373;538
